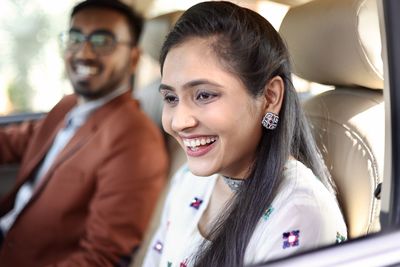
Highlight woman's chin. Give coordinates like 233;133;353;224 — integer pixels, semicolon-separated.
187;162;217;177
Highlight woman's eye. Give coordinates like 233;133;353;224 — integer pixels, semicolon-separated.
162;94;178;104
196;91;216;101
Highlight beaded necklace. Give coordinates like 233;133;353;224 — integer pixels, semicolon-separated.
222;176;244;192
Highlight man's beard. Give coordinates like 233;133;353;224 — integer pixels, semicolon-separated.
73;81;115;100
72;70;131;100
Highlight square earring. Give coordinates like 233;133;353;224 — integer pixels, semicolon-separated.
261;112;279;130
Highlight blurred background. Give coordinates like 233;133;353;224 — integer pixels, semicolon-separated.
0;0;330;116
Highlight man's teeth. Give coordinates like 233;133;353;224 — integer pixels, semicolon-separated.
183;137;216;148
76;65;98;76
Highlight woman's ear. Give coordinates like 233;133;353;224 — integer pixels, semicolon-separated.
263;76;285;114
130;47;141;73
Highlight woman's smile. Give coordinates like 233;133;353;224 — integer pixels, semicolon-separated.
182;136;218;157
161;38;264;178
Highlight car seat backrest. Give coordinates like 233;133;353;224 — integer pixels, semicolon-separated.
279;0;384;239
131;12;186;267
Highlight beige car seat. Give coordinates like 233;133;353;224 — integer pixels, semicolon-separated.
131;12;186;267
279;0;384;239
135;10;186;178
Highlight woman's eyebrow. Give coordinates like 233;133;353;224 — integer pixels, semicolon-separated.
159;83;174;92
159;79;222;92
184;79;222;88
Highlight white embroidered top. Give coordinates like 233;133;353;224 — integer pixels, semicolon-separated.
143;160;347;267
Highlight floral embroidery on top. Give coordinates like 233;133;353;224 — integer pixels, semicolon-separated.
282;230;300;249
180;258;189;267
336;231;346;244
262;206;274;221
190;197;203;209
153;240;163;253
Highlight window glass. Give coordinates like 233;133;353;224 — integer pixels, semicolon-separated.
0;0;80;115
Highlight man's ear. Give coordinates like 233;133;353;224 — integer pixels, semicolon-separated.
130;46;141;73
263;76;285;114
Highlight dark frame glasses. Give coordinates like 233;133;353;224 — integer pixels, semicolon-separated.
59;29;132;55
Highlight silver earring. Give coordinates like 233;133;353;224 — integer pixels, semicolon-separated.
262;112;279;130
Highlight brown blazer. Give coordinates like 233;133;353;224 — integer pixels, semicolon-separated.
0;92;169;267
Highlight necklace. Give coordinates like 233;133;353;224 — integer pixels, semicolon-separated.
222;176;244;192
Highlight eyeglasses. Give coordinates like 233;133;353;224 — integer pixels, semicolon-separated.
59;30;132;55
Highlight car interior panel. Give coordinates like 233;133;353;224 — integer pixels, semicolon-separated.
261;230;400;266
0;113;45;197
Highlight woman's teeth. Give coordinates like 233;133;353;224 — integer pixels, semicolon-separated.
183;137;217;149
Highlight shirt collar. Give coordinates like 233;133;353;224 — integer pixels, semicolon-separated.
65;84;129;128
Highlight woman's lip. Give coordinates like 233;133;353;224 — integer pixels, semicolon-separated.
185;140;216;157
178;134;216;139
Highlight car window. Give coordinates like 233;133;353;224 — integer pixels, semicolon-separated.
1;0;397;266
0;0;82;115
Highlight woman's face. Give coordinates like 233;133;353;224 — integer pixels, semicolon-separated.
160;37;265;178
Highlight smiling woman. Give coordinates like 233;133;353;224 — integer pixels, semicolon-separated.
142;2;347;267
160;37;266;178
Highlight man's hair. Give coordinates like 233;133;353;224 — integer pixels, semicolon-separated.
71;0;143;45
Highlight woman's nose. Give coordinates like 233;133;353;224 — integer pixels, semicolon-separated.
170;104;197;132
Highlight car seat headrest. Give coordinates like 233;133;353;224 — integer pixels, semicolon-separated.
279;0;383;89
139;11;183;62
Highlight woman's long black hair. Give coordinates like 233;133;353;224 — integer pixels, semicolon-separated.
159;2;335;266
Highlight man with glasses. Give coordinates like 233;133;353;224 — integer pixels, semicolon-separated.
0;0;169;266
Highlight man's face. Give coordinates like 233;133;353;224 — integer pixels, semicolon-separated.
64;7;139;101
